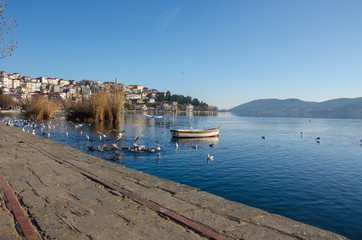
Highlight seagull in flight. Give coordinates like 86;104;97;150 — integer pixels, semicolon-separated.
155;138;161;151
98;130;111;138
113;129;125;142
133;136;139;148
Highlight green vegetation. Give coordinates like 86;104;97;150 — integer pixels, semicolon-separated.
156;91;215;111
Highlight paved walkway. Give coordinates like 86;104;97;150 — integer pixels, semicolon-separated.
0;122;347;240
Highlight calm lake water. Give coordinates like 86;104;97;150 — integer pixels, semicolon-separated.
2;112;362;239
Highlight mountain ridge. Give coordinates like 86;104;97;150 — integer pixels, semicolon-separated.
228;97;362;119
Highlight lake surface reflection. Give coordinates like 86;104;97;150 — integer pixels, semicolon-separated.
2;112;362;239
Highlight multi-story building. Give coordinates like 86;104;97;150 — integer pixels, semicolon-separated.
48;78;59;85
12;79;20;89
0;71;201;112
58;79;69;86
128;85;143;93
0;71;9;88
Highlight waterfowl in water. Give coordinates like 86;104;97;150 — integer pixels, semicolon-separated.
155;138;161;151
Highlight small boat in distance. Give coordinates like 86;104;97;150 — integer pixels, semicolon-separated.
170;127;220;138
145;114;163;119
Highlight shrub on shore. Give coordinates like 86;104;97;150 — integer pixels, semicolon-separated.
66;86;125;122
23;97;61;120
0;92;20;109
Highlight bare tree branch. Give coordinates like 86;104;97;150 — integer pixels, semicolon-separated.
0;0;17;60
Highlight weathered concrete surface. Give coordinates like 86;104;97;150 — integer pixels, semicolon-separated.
0;122;348;240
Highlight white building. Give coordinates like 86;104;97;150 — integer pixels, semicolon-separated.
12;79;20;89
0;71;9;88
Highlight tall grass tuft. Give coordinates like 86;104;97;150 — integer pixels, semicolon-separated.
66;98;92;121
24;97;61;120
66;86;125;122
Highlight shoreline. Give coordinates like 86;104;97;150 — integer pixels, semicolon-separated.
0;121;347;239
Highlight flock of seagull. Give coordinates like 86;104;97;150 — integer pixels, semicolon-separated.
261;132;324;143
262;131;362;145
5;118;360;163
2;119;216;163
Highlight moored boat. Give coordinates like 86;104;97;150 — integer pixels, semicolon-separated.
170;127;220;138
145;114;163;119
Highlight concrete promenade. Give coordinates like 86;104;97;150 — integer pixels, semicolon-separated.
0;122;347;240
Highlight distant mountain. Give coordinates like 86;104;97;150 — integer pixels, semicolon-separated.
228;97;362;119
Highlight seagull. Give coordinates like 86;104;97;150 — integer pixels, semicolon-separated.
97;145;104;152
175;142;178;148
116;134;122;142
207;154;214;161
69;121;84;128
47;133;50;138
132;136;139;148
114;129;125;142
97;131;108;138
66;131;68;136
112;143;119;149
155;138;161;151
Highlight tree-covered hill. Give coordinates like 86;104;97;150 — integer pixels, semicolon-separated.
229;97;362;118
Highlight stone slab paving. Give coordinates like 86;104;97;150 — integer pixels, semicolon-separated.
0;122;348;240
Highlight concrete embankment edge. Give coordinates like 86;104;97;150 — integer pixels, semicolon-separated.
0;122;347;239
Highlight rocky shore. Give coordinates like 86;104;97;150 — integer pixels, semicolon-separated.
0;122;347;239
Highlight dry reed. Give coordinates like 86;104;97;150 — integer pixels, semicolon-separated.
24;97;61;120
66;86;125;122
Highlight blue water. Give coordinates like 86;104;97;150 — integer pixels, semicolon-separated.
3;112;362;239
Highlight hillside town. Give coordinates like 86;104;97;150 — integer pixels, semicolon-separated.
0;71;217;112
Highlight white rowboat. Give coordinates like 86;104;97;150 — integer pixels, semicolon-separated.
170;127;220;138
145;114;163;119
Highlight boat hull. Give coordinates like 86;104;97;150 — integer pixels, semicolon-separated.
170;128;220;138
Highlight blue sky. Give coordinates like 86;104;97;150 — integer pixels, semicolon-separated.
2;0;362;109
